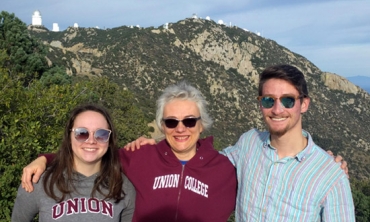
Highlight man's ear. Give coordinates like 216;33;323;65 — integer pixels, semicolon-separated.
301;97;310;113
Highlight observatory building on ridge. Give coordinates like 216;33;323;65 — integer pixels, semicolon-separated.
31;10;42;26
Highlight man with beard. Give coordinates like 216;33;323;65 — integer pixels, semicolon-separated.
221;64;355;221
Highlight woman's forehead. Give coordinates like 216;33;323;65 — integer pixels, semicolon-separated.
163;100;200;117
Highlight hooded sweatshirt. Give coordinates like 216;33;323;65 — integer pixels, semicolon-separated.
121;136;237;222
12;172;136;222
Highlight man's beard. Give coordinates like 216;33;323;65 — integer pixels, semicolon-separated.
268;125;288;137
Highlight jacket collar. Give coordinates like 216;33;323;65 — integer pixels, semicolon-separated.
157;136;220;167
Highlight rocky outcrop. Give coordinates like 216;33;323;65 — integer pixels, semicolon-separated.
321;72;359;94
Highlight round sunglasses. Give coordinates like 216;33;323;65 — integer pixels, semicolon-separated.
257;95;303;109
71;127;111;143
162;117;201;128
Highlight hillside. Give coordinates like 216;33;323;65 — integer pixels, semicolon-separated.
28;18;370;179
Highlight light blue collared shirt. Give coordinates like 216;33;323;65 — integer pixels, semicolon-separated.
221;128;355;221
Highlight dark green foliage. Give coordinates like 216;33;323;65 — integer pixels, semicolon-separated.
0;11;48;86
39;66;72;87
227;211;235;222
78;76;150;146
351;179;370;222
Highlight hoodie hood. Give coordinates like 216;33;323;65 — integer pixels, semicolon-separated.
156;136;220;168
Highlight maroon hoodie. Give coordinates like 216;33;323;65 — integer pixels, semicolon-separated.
121;136;237;222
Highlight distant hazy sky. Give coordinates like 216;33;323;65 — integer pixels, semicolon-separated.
3;0;370;78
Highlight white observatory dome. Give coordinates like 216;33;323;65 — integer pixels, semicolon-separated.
32;10;42;26
33;10;41;16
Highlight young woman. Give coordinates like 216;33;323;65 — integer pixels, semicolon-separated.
12;104;135;222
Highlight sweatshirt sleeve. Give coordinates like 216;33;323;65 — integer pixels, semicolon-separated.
120;174;136;222
39;153;55;165
11;184;39;221
118;148;130;175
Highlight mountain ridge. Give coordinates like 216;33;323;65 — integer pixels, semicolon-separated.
28;18;370;179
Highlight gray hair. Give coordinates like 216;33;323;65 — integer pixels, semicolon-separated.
155;81;213;132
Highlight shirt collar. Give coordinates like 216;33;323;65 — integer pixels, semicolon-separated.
263;129;316;162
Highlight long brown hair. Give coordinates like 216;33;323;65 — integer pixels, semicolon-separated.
43;104;124;202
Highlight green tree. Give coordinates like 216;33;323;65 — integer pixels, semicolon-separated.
75;76;150;147
0;11;48;85
352;189;370;222
351;179;370;221
39;66;72;87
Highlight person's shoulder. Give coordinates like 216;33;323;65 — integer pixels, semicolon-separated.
212;150;236;168
34;174;49;196
120;144;158;156
311;144;337;162
239;128;268;141
308;145;347;177
35;172;47;188
122;173;135;190
309;148;351;190
139;144;162;155
195;137;233;165
18;173;46;197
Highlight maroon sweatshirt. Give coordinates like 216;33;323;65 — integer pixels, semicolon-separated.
121;136;237;222
43;136;237;222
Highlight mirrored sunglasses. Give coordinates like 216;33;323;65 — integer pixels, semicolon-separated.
257;95;302;109
162;117;201;129
71;127;111;143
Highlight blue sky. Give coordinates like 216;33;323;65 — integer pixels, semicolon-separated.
3;0;370;78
